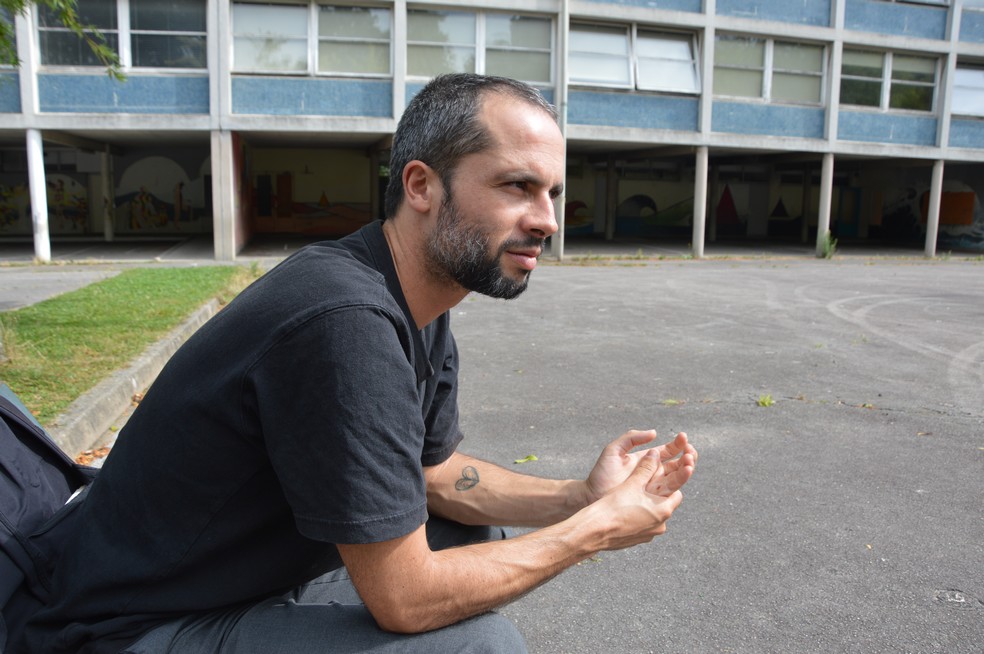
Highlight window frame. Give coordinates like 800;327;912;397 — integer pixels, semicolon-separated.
316;4;393;77
951;63;984;118
232;1;394;77
712;34;826;106
839;49;939;113
569;21;701;95
405;8;554;86
36;0;208;72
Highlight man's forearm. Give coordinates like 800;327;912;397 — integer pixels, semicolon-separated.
344;448;689;634
342;501;608;634
425;452;590;528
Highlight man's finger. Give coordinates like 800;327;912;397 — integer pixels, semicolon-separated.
610;429;658;455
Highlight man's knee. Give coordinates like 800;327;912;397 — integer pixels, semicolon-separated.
454;612;527;654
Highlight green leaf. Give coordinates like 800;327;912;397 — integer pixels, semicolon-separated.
513;454;538;464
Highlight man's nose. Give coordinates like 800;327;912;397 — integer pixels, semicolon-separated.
527;193;559;238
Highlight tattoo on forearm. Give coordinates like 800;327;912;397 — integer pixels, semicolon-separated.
455;466;480;491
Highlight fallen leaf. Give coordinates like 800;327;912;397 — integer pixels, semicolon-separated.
514;454;538;464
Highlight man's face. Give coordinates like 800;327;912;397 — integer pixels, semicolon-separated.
423;94;565;300
425;188;544;299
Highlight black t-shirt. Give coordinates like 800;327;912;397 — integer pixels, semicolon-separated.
18;221;463;654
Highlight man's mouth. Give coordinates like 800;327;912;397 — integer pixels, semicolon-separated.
504;246;542;272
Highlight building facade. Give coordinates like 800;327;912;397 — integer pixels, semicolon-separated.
0;0;983;261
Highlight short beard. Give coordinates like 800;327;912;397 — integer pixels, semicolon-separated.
425;191;543;300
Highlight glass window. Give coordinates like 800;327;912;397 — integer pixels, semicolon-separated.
233;3;307;72
952;65;984;117
713;36;764;98
636;30;699;93
889;55;935;110
841;50;936;111
1;7;15;66
130;0;206;68
407;9;476;77
485;14;551;84
39;0;118;66
318;5;391;75
771;42;823;104
841;50;884;107
569;24;630;86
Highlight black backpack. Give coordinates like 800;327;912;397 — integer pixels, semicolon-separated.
0;384;97;653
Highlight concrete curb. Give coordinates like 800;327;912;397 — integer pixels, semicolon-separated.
48;299;221;457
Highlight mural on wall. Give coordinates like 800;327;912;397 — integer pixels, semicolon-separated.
116;154;210;234
252;170;372;237
614;194;694;237
0;182;30;234
878;174;983;251
564;200;593;235
47;175;89;232
926;182;983;252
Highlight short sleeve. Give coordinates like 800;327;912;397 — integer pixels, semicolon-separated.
248;304;429;545
419;318;463;466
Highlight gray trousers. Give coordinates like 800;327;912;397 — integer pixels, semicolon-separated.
122;519;527;654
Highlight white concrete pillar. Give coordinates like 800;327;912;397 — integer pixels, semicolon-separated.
692;146;708;259
815;153;835;257
210;130;237;261
25;129;50;263
924;159;945;258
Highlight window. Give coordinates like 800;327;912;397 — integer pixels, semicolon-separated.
407;10;475;76
952;65;984;117
636;30;700;94
318;6;390;75
38;0;206;69
130;0;206;68
39;0;118;67
841;50;937;111
407;10;551;84
1;7;15;67
570;24;630;86
232;3;392;76
233;3;307;72
713;35;823;104
570;23;700;94
485;13;551;83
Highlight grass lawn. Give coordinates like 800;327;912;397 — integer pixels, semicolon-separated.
0;265;260;424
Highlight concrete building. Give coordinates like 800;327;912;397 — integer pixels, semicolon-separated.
0;0;982;262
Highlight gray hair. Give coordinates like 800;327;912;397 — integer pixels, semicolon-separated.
383;73;557;220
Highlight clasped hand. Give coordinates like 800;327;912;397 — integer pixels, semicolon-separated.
584;429;697;503
574;430;697;551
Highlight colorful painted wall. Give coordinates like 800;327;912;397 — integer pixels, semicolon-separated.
0;147;213;237
246;148;374;237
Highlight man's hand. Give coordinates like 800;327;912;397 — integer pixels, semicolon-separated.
582;430;698;505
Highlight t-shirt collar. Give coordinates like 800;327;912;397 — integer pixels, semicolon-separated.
360;220;434;384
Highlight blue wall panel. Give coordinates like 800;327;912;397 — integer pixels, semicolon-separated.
717;0;831;27
568;91;698;131
582;0;701;12
838;111;937;146
949;118;984;149
0;73;20;113
233;78;391;117
406;83;554;108
38;74;208;113
959;9;984;43
712;101;825;138
845;0;947;40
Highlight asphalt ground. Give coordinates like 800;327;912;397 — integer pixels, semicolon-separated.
1;249;982;653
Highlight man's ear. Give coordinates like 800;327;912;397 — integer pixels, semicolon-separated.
402;160;440;214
